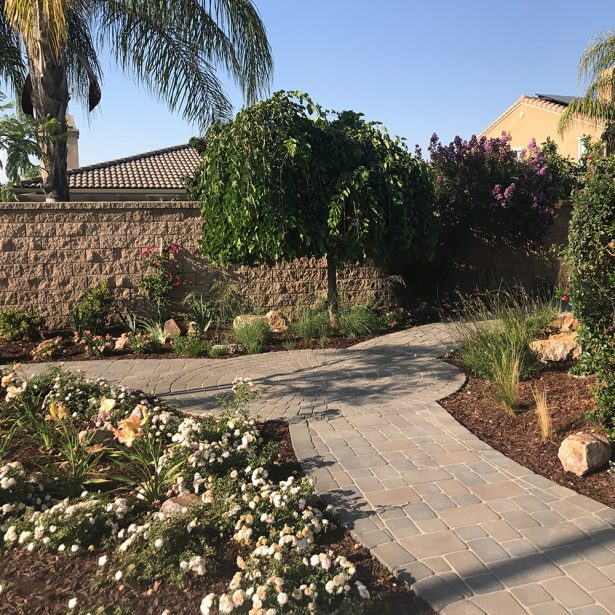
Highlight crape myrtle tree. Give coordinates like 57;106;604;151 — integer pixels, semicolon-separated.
188;91;435;327
0;0;272;201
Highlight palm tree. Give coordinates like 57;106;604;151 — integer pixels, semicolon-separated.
0;0;273;201
560;30;615;153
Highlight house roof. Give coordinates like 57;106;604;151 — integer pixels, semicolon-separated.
19;143;201;191
535;94;576;106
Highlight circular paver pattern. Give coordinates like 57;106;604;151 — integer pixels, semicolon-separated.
23;323;615;614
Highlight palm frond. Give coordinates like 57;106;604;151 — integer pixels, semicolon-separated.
0;5;27;93
560;98;615;133
65;3;102;112
4;0;68;58
578;30;615;83
95;0;272;128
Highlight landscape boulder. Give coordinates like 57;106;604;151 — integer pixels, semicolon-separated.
266;309;289;333
163;319;182;339
160;493;199;515
560;313;580;332
558;433;612;477
530;332;582;363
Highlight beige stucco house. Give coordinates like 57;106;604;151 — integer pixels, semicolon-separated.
481;94;605;161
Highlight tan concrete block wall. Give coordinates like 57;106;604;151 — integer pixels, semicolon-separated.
0;202;394;327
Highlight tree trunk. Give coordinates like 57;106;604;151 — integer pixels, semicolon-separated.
27;37;70;201
326;254;339;330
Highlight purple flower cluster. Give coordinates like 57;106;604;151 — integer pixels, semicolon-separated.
426;132;557;242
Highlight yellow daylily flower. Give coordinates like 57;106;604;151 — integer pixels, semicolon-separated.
46;401;70;421
1;375;14;388
112;414;143;447
99;397;117;414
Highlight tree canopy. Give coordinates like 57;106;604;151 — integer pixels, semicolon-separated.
188;91;435;322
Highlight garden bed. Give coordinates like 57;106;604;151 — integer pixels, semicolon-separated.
0;367;432;615
440;366;615;508
0;331;374;365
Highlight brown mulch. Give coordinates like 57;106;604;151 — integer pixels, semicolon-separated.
440;367;615;508
0;333;371;365
0;422;433;615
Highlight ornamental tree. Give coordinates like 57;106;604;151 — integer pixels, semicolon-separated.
426;133;559;245
188;91;435;326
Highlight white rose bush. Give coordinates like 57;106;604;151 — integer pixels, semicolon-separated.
0;366;372;613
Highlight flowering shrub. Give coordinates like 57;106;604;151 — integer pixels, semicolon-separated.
201;543;367;614
73;331;114;357
426;133;558;244
139;243;186;319
126;332;162;355
2;495;133;552
0;367;373;613
31;336;64;361
567;147;615;438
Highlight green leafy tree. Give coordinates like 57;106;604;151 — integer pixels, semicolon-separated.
559;30;615;153
0;91;58;199
188;91;435;327
0;0;272;201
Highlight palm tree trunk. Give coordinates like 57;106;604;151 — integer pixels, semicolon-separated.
28;42;69;202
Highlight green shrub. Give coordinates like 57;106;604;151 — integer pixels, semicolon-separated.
233;320;271;354
455;290;557;381
338;304;383;338
209;343;229;358
183;292;213;334
127;333;161;355
0;308;44;341
567;149;615;437
291;309;331;340
70;282;114;334
172;335;210;357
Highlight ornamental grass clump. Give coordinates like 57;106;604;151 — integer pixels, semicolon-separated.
492;351;521;416
455;289;557;382
291;309;331;340
338;304;383;338
533;386;552;442
233;320;271;354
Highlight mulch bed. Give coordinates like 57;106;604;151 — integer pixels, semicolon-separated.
0;332;372;365
0;421;434;615
440;366;615;508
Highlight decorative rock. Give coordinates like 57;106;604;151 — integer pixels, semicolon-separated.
561;313;580;332
266;309;289;333
530;332;582;363
558;433;612;477
233;314;268;330
163;319;182;339
114;333;130;350
160;493;199;515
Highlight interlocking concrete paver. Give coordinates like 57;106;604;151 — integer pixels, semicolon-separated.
24;322;615;614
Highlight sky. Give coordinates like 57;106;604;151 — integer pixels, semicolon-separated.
68;0;612;167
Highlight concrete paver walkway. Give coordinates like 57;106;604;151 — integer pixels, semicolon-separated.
26;323;615;614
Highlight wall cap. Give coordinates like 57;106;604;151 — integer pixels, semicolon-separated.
0;201;200;212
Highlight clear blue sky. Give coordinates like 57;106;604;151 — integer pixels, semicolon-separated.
71;0;612;167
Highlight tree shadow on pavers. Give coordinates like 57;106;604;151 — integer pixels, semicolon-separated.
163;343;463;413
405;524;615;611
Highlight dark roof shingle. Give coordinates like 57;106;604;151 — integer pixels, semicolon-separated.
20;143;201;190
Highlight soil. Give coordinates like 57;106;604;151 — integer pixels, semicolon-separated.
0;330;374;365
0;422;434;615
440;366;615;508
